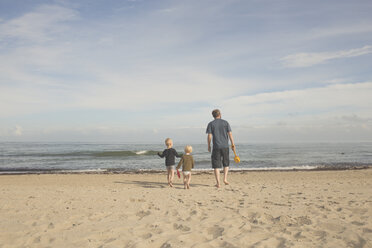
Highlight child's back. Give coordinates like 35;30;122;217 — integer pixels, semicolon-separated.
176;145;194;189
157;138;181;187
158;148;180;167
177;154;194;171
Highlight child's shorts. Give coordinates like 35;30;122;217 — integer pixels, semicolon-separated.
183;171;191;176
166;165;175;170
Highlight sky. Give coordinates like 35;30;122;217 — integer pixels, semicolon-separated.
0;0;371;143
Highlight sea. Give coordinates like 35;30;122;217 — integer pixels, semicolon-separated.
0;142;371;174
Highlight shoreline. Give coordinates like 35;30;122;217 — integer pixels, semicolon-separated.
1;164;371;176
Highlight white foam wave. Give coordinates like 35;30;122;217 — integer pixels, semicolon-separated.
135;150;148;155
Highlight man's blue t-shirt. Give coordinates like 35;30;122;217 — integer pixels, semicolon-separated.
206;119;232;149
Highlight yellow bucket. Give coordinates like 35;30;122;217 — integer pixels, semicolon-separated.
234;156;240;163
232;147;240;163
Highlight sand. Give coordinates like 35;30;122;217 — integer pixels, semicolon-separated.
0;169;371;248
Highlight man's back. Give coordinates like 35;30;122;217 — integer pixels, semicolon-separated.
206;118;231;148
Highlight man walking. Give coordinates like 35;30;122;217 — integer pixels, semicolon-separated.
206;109;235;188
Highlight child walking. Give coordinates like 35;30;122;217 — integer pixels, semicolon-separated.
176;145;194;189
158;138;181;187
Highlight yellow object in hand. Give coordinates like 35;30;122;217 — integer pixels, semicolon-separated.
234;156;240;163
232;145;240;164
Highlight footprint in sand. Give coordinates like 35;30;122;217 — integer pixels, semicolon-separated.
33;236;41;243
345;234;367;248
172;209;179;217
351;208;368;215
320;221;346;233
207;225;224;239
220;241;239;248
248;212;261;225
190;210;197;216
48;222;54;229
104;238;116;244
160;242;172;248
312;230;327;240
141;233;152;239
173;223;191;232
295;216;312;226
351;221;365;226
136;210;151;219
254;237;287;248
292;232;304;240
149;223;163;234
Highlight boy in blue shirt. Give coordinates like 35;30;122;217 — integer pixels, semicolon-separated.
158;138;181;187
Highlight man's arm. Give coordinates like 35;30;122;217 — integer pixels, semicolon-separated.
207;133;212;152
228;131;235;150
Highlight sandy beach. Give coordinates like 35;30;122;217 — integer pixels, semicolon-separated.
1;169;371;248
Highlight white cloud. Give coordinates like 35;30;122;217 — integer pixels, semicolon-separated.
74;67;249;109
221;82;372;125
0;62;252;117
0;5;78;43
309;24;372;40
322;78;352;84
281;45;372;68
0;1;371;142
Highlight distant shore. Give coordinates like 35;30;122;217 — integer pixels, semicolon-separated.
1;169;371;247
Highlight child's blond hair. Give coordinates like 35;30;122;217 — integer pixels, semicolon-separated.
184;145;192;154
165;138;173;147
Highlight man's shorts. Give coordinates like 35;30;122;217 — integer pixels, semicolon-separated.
211;148;230;169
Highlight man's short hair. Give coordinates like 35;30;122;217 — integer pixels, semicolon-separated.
212;109;221;118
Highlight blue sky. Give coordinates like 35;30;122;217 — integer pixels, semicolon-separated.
0;0;371;142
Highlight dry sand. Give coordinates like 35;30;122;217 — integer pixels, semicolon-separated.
0;169;371;248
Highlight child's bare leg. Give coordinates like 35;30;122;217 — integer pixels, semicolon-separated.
167;169;172;187
223;166;229;185
170;169;174;187
183;174;187;189
187;174;191;189
214;168;220;188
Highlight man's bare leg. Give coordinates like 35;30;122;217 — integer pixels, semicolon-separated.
214;168;221;188
223;166;229;185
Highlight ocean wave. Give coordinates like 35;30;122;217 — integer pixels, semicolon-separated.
3;150;161;158
2;164;371;175
93;150;160;157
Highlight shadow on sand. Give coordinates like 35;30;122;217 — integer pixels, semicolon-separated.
114;180;210;189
